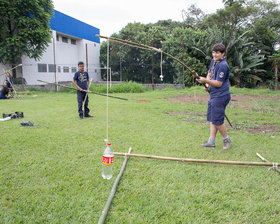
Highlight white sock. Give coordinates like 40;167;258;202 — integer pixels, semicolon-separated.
208;137;215;144
223;136;229;141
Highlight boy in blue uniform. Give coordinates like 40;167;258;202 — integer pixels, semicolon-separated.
72;62;93;119
197;43;232;150
0;86;11;99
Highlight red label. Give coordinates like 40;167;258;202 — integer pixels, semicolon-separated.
102;156;114;165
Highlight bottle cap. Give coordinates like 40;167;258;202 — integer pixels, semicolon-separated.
107;143;111;146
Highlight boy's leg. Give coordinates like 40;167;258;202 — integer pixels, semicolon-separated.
212;94;232;149
201;99;217;148
77;91;84;118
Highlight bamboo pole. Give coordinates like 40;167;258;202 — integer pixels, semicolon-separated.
82;78;92;109
0;64;22;77
37;80;128;101
256;153;280;174
97;35;233;128
98;147;132;224
113;152;278;167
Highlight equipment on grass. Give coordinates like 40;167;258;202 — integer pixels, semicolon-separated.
98;147;132;224
113;152;279;168
3;111;24;119
20;121;34;126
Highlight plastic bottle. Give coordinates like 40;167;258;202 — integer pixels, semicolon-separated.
102;143;113;179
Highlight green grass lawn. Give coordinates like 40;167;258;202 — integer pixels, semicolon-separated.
1;87;280;223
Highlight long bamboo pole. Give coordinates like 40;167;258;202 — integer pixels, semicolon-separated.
256;153;280;174
37;80;128;101
98;147;132;224
97;35;233;128
0;64;23;77
113;152;278;167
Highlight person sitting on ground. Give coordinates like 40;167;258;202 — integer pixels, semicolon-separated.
0;86;12;99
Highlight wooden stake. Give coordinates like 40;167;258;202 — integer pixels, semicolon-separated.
256;153;280;174
98;147;132;224
113;152;278;167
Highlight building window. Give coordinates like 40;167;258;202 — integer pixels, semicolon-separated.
62;37;68;43
71;39;76;45
63;66;69;73
38;64;47;72
56;34;59;41
58;66;61;73
71;67;77;73
48;64;56;73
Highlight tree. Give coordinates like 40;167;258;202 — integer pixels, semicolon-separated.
182;4;205;28
0;0;53;76
268;50;280;90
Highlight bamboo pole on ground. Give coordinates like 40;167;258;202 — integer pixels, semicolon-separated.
37;80;128;101
98;147;132;224
256;153;280;174
113;152;279;167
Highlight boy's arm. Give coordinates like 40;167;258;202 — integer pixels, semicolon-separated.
87;79;90;91
72;80;83;92
197;72;223;88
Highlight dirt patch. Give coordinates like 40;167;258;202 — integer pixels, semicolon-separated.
168;94;280;103
137;100;150;103
165;111;207;124
166;111;205;117
168;95;209;103
165;111;279;133
168;94;280;112
246;124;279;134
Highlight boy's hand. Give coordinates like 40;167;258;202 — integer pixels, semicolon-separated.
196;76;207;84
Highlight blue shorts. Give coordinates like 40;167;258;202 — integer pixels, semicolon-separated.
207;94;231;125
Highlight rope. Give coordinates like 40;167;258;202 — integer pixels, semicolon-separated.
268;163;278;171
160;50;163;81
106;40;110;142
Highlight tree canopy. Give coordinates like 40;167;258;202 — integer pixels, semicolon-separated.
100;0;280;89
0;0;53;66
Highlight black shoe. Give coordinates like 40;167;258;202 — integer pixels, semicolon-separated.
84;114;93;118
79;115;83;119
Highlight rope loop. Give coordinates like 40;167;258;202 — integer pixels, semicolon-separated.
268;162;278;171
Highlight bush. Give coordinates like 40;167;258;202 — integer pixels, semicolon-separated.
91;81;147;93
13;77;26;84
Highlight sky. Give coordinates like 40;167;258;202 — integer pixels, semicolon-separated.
53;0;225;37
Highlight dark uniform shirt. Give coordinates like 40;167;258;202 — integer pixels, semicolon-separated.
73;71;89;90
208;59;230;98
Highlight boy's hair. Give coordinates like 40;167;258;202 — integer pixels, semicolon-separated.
2;86;9;95
212;43;226;53
78;61;84;66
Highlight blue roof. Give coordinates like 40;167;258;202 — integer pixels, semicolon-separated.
50;10;100;44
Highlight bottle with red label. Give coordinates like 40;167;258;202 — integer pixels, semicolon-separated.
102;142;113;179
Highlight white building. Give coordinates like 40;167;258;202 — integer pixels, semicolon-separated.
1;10;101;85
